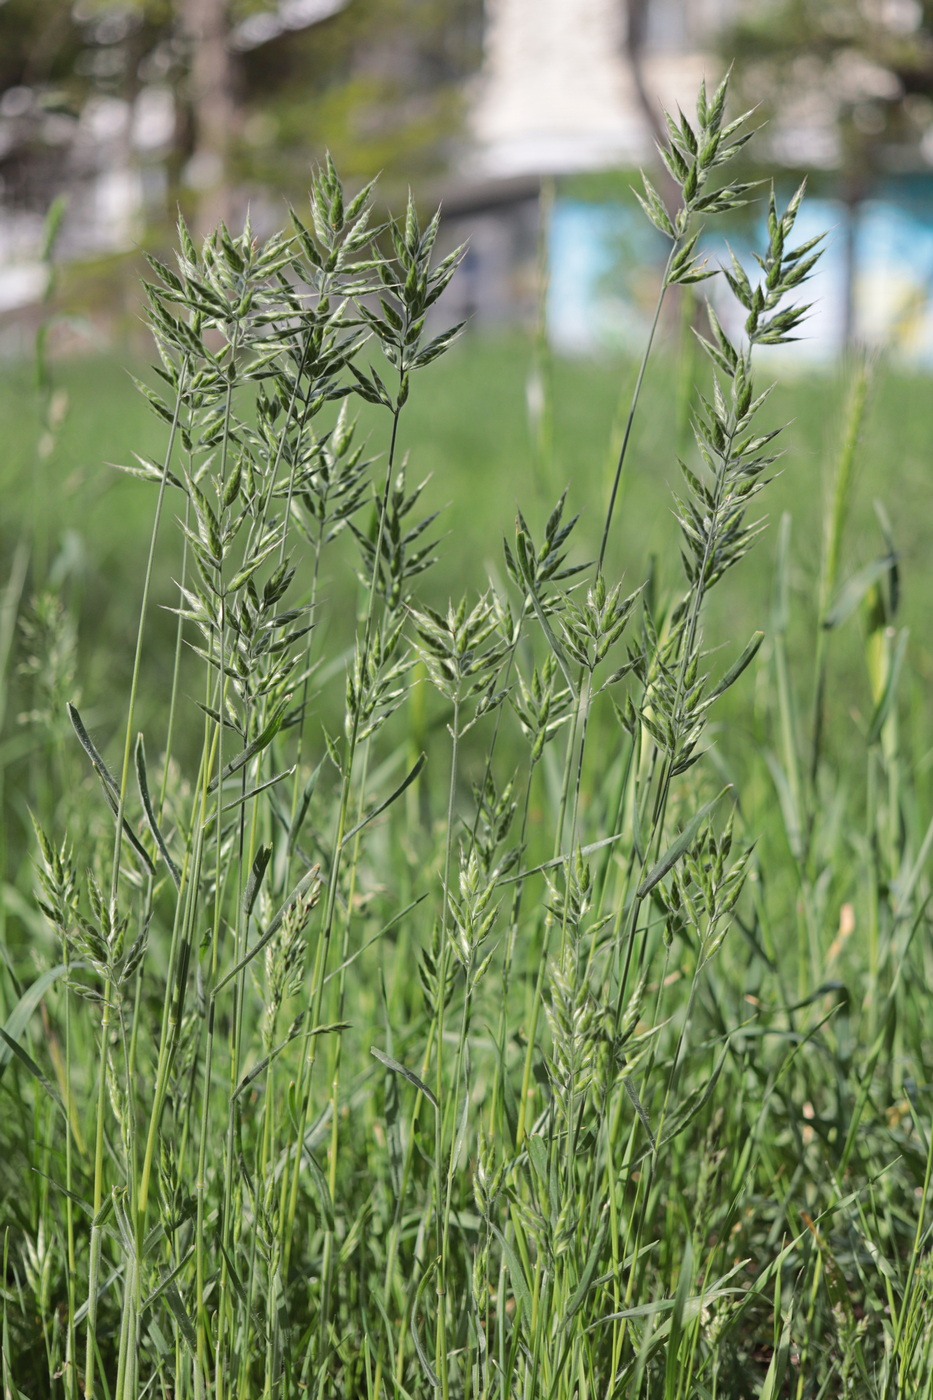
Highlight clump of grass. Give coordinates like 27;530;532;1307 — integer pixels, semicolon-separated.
3;74;933;1400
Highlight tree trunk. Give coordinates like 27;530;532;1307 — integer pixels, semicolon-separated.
622;0;678;213
180;0;239;235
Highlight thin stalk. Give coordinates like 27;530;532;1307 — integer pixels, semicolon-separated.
136;740;207;1230
114;996;141;1400
514;662;592;1146
113;1253;135;1400
435;694;461;1400
597;245;677;576
512;651;589;1144
486;769;535;1134
158;495;192;817
614;387;745;1037
318;735;373;1320
216;323;303;1378
88;364;187;1398
377;1019;439;1393
109;360;188;904
82;983;112;1400
284;485;328;844
197;321;239;1390
61;926;78;1400
133;507;203;1286
282;398;404;1274
218;763;257;1386
191;696;223;1393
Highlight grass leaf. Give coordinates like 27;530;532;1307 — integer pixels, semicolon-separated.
370;1045;439;1112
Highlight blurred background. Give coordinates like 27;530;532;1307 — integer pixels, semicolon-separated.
3;0;933;361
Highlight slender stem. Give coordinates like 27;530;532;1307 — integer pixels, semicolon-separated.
83;985;111;1400
159;494;192;817
197;316;240;1390
613;373;745;1035
319;735;372;1309
282;399;404;1275
435;695;460;1400
109;361;189;904
597;246;677;576
88;362;188;1399
62;928;78;1400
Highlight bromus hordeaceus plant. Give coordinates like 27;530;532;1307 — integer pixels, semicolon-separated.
22;161;464;1400
24;68;933;1400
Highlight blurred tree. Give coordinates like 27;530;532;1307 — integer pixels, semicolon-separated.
236;0;483;201
181;0;239;231
0;0;80;95
0;2;178;113
0;1;175;222
0;0;483;237
719;0;933;343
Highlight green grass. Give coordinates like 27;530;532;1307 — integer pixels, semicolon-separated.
3;328;932;814
2;91;933;1400
4;336;933;656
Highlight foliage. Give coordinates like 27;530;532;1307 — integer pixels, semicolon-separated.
237;0;482;192
719;0;933;189
0;0;482;229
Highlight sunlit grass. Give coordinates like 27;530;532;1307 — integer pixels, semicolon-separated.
2;82;933;1400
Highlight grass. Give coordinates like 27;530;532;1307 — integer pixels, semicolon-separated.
4;322;933;702
2;77;933;1399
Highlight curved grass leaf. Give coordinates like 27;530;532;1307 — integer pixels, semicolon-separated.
370;1045;439;1112
636;787;730;898
823;554;895;630
67;703;156;877
410;1261;441;1388
206;705;287;794
135;733;181;888
0;962;77;1082
212;863;321;997
0;1026;66;1116
341;752;426;847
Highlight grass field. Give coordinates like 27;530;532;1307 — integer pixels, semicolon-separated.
2;323;932;797
3;104;933;1399
4;332;933;678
